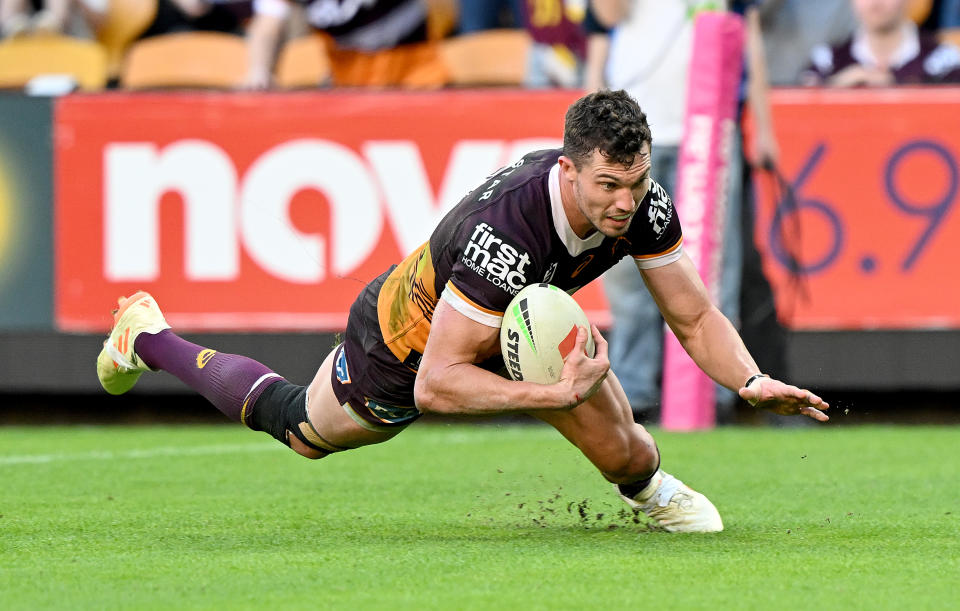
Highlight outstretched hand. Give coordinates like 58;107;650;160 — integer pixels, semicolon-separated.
738;377;830;422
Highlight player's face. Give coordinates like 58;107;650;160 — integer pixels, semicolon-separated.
561;144;652;239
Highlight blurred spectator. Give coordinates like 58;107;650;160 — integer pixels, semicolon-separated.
520;0;607;88
138;0;254;38
458;0;522;32
243;0;447;89
800;0;960;85
0;0;105;38
737;1;793;406
756;0;858;85
591;1;779;421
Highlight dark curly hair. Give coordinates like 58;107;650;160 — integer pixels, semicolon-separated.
562;90;652;169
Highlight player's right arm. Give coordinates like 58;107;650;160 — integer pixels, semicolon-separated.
413;300;609;415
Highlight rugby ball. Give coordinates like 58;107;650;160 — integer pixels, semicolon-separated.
500;283;595;384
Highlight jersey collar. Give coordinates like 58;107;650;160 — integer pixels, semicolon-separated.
851;21;920;70
549;163;606;257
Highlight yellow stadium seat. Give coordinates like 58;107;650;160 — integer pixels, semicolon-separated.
440;30;531;86
907;0;933;24
939;27;960;48
96;0;158;80
0;34;108;91
275;33;331;89
121;32;247;89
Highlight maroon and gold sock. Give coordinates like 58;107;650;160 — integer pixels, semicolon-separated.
134;329;281;423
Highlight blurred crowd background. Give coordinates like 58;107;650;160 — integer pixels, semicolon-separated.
1;0;959;92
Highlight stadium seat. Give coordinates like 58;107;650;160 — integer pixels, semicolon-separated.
121;32;247;89
275;33;331;89
907;0;933;24
440;30;531;86
939;27;960;48
0;34;108;91
96;0;158;80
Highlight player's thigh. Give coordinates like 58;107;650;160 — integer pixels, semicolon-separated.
529;370;635;445
306;347;400;449
527;371;657;479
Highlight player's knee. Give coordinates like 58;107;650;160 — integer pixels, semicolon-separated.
288;434;331;460
246;379;349;457
598;451;648;482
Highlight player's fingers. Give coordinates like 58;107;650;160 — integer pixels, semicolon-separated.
567;326;587;358
590;324;608;356
590;323;606;343
783;386;815;406
738;385;759;400
738;385;761;407
800;405;829;422
782;384;806;399
798;389;827;407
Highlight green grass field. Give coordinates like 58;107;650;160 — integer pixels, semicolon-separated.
2;422;958;609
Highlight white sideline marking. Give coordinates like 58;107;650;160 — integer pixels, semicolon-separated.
0;442;278;466
0;426;559;466
432;427;558;444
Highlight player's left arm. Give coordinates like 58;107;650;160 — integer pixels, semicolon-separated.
640;253;829;421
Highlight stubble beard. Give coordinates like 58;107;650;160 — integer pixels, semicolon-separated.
574;181;633;238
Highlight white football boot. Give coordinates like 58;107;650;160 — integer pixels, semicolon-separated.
617;469;723;532
96;291;170;395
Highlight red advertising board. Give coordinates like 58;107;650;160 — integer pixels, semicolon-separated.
55;90;608;332
58;88;960;333
751;87;960;329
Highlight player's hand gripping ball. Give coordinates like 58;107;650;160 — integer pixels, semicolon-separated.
499;283;595;384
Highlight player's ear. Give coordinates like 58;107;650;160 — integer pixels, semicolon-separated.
558;155;579;182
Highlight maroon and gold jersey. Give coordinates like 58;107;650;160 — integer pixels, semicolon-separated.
351;148;682;406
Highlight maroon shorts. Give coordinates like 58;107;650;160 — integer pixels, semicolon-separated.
330;342;421;432
328;268;422;432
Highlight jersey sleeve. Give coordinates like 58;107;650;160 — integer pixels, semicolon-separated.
628;179;684;269
440;218;538;328
253;0;292;18
926;42;960;83
800;43;836;84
